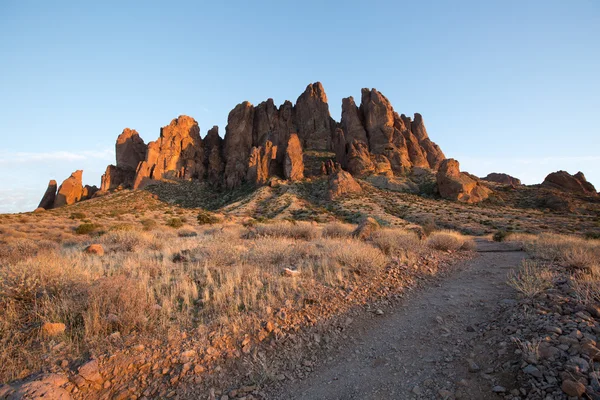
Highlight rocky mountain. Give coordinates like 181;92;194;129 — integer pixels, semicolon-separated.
542;171;598;196
482;173;522;187
37;82;491;209
437;159;492;203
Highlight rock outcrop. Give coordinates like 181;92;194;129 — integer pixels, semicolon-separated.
52;170;97;208
482;173;522;187
43;82;456;208
116;128;147;170
37;180;57;209
542;171;597;196
294;82;335;150
437;159;491;203
335;89;445;176
133;116;204;189
323;160;362;200
223;102;255;189
101;129;147;192
284;133;304;181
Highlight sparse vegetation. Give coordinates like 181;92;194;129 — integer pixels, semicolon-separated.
507;259;555;298
75;222;101;235
426;230;475;252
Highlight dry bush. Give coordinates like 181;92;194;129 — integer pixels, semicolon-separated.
100;231;156;252
0;238;59;265
0;222;445;382
507;260;555;298
250;221;319;240
321;222;354;238
516;233;600;271
369;228;422;256
426;230;475;252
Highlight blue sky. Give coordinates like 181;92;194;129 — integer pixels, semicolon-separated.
1;1;598;213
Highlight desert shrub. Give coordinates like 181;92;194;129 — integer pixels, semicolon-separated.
493;230;510;242
101;231;153;252
370;229;421;255
109;223;137;232
321;222;353;238
141;219;158;231
197;210;220;225
70;212;87;220
519;233;600;271
421;216;437;236
507;260;555;298
0;239;56;265
250;221;319;240
328;240;387;276
178;229;198;238
166;218;184;228
83;275;158;337
426;230;474;251
585;231;600;240
75;223;101;235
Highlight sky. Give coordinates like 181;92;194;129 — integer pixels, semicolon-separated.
1;0;598;213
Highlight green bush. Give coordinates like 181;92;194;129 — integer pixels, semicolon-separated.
197;211;220;225
75;223;100;235
70;212;87;220
166;218;184;228
493;230;510;242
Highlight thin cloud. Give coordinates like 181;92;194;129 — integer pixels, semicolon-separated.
0;149;114;164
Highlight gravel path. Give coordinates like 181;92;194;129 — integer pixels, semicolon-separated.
269;239;526;399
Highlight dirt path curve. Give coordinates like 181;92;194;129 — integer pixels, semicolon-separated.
268;239;526;400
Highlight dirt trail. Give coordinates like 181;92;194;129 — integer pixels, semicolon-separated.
267;239;526;399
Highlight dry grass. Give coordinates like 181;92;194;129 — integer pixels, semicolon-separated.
426;230;475;252
369;228;422;256
507;259;555;298
0;221;466;382
511;233;600;271
248;221;319;240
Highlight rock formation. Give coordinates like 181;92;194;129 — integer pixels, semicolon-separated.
223;102;255;189
482;173;522;187
116;128;147;170
204;126;224;186
53;170;97;208
323;160;362;200
133;116;204;189
284;133;304;181
101;129;147;192
294;82;335;150
335;89;445;176
37;180;57;209
43;82;459;208
437;159;491;203
542;171;598;196
247;141;276;185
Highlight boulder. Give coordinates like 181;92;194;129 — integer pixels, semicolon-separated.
53;170;85;208
224;102;255;188
37;180;57;210
542;170;597;196
116;128;146;170
284;133;304;181
294;82;335;150
84;244;104;256
482;172;522;187
326;161;362;200
41;322;66;337
437;159;492;203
